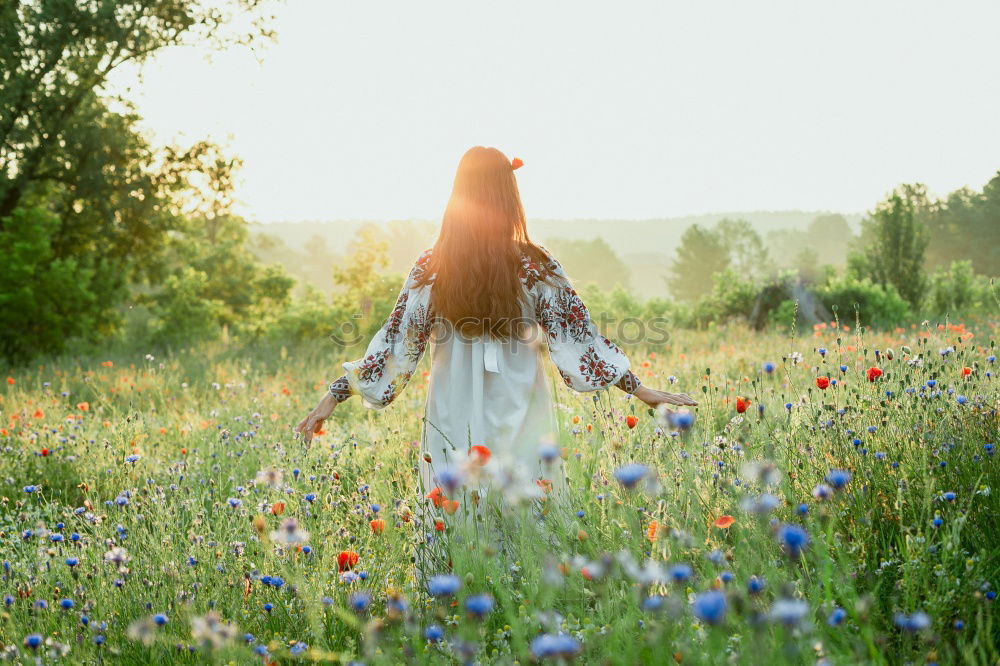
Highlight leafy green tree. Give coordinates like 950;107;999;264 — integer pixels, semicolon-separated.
667;224;729;301
0;207;122;361
848;185;930;309
924;172;1000;276
0;0;275;362
714;218;770;280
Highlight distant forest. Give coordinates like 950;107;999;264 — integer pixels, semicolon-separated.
248;210;863;301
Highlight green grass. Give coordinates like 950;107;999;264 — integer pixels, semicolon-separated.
0;322;997;664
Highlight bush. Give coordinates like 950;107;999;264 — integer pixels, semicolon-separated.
815;274;912;329
0;207;125;364
926;260;994;317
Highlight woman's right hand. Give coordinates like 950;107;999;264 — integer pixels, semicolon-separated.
296;394;338;445
633;385;698;410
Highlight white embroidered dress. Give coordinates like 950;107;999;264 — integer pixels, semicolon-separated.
333;248;638;494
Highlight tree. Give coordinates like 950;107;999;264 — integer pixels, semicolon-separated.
0;0;275;218
848;185;930;309
714;218;770;280
0;0;275;362
668;224;730;301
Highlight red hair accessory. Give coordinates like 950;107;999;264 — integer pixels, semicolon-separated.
511;157;523;170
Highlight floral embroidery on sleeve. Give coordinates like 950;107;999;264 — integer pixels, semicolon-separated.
341;250;435;409
526;248;633;393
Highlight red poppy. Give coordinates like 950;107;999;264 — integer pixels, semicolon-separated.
6;377;13;385
511;157;524;170
961;366;972;376
40;448;49;457
76;402;90;412
647;521;661;542
713;515;735;529
815;377;830;390
866;367;883;382
434;519;445;532
271;501;285;516
426;487;447;508
337;550;359;572
443;499;460;514
370;519;385;534
468;445;491;465
735;397;750;413
625;415;638;429
32;408;44;419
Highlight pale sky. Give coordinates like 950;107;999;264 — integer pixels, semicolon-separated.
108;0;1000;223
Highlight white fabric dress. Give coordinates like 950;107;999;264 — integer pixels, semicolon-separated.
339;248;635;495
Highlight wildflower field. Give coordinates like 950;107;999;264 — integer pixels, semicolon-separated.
1;321;998;665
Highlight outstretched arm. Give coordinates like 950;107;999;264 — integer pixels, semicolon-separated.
528;250;696;408
296;251;435;443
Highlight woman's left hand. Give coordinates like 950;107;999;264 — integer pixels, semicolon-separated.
296;394;338;445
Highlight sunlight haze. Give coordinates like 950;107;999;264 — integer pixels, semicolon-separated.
108;0;1000;222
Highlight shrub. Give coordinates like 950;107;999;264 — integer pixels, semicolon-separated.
815;274;911;329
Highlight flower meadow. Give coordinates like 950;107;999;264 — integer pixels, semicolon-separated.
1;322;998;664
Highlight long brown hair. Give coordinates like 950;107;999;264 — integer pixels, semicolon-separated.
416;146;548;338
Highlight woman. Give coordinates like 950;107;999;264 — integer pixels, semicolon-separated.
296;146;696;497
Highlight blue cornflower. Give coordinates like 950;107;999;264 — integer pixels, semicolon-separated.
50;533;64;543
304;493;317;502
762;362;775;374
125;455;140;463
669;411;695;430
369;504;381;513
818;348;827;357
894;611;931;632
776;524;810;557
424;625;444;642
60;598;74;610
539;444;560;463
427;574;461;597
942;491;956;502
530;634;582;659
153;614;168;626
954;620;964;630
692;590;727;625
926;379;937;388
839;365;848;373
349;591;371;613
23;485;37;493
642;595;666;611
828;607;847;626
988;355;996;364
613;464;649;489
263;603;274;613
769;598;810;625
227;498;241;508
24;634;43;649
719;571;735;583
747;576;765;595
867;426;877;434
825;469;851;490
65;557;79;567
956;395;968;405
464;594;493;618
576;510;585;518
668;563;693;583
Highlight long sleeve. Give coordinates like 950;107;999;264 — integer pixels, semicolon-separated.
525;249;640;394
339;251;435;409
